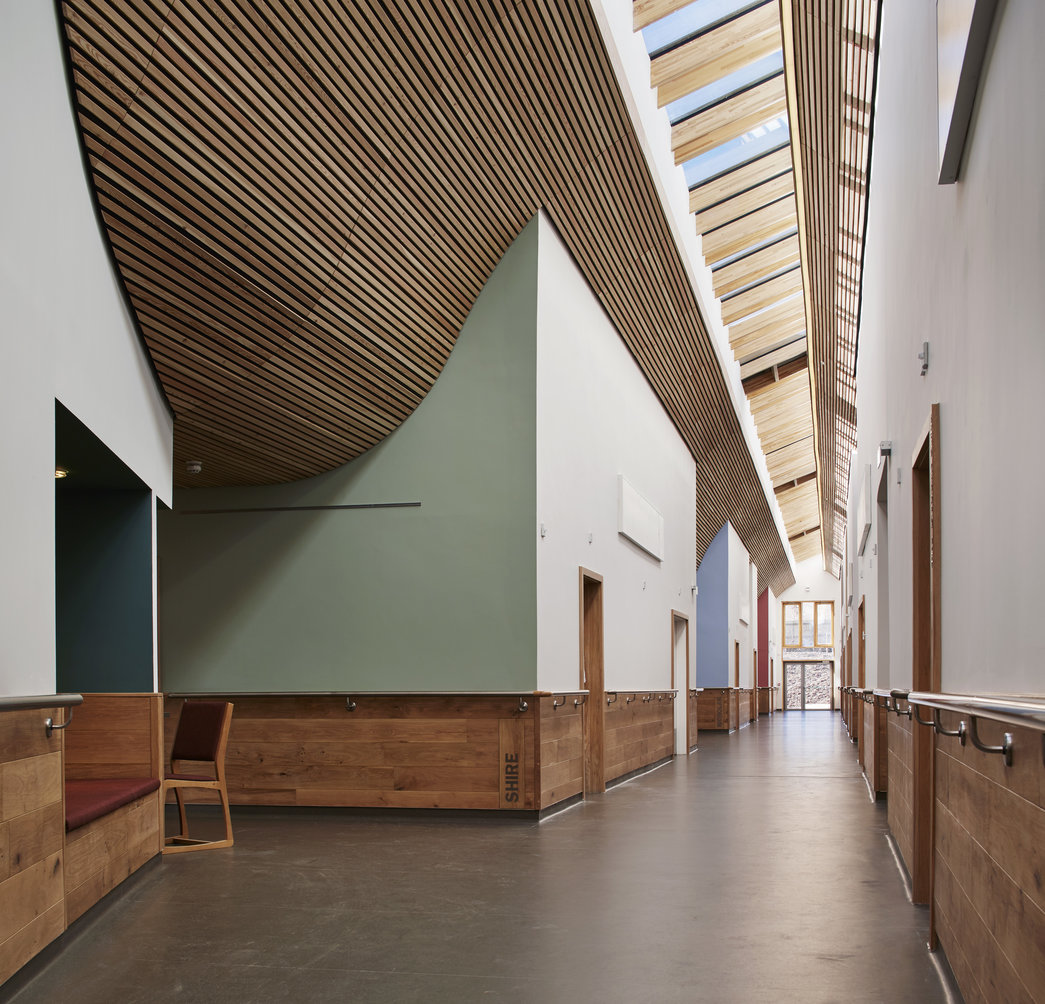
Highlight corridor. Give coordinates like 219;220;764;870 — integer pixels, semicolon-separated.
4;713;951;1003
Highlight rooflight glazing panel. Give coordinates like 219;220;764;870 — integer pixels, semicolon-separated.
682;117;789;187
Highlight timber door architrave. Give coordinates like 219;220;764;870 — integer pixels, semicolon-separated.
911;404;942;923
579;568;605;795
671;610;690;754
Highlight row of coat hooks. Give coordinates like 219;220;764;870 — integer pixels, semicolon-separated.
548;691;677;710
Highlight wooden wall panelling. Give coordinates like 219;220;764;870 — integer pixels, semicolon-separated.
875;702;889;795
933;715;1045;1003
887;713;914;880
61;0;797;595
538;697;583;810
688;691;699;750
0;710;66;985
63;693;163;781
861;698;873;773
64;791;160;927
603;694;674;785
165;695;538;811
696;688;730;731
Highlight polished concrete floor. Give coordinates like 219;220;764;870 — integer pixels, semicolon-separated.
4;712;954;1003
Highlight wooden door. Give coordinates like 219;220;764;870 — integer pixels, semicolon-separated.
580;569;605;795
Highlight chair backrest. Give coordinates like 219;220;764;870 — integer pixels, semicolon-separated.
170;701;232;763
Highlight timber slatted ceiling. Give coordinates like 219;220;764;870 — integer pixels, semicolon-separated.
638;0;819;574
747;371;814;455
715;234;800;298
649;2;781;107
62;0;795;591
781;0;881;572
790;529;822;562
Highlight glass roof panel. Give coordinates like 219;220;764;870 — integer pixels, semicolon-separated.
683;115;790;187
642;0;762;56
666;51;783;124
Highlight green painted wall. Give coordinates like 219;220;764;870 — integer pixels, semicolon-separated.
159;218;539;692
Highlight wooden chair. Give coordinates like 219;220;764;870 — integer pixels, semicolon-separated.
161;700;234;854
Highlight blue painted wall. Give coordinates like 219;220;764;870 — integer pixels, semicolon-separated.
696;522;729;687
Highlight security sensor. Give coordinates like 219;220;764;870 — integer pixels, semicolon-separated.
185;460;203;475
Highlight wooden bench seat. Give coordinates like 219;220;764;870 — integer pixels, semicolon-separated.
65;777;160;832
63;694;163;925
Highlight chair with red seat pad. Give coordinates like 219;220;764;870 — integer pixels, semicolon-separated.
161;700;234;854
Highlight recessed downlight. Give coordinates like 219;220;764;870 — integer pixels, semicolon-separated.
54;467;69;479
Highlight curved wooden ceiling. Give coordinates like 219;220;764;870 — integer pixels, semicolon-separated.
60;0;798;591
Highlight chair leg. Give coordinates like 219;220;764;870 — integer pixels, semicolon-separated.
175;788;189;838
219;789;234;846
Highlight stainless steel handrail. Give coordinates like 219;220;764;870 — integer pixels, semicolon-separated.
168;690;589;698
0;693;83;712
906;691;1045;767
907;692;1045;731
0;693;84;738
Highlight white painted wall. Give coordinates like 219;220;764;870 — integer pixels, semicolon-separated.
727;524;757;690
588;0;794;573
535;214;697;735
0;2;172;696
851;1;1045;696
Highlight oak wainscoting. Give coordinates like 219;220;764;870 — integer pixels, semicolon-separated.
603;693;674;785
0;704;66;986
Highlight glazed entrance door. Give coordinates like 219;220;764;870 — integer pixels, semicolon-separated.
784;662;832;710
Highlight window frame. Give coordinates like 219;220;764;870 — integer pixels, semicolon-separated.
782;600;834;649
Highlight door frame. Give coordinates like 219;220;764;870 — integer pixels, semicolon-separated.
670;610;689;755
911;404;941;921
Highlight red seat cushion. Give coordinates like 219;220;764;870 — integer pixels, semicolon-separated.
65;777;160;832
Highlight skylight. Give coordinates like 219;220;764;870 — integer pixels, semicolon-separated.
682;116;790;188
642;0;767;56
666;50;784;124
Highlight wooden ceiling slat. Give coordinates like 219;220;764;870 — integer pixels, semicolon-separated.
694;172;795;235
713;234;800;298
650;3;781;107
700;194;797;264
777;479;819;532
720;266;803;326
765;435;816;485
689;144;793;214
671;73;787;164
633;0;693;32
791;530;822;562
729;292;805;359
752;374;815;455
